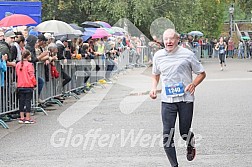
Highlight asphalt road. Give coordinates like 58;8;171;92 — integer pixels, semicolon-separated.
0;58;252;167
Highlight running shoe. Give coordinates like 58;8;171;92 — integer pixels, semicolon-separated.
24;119;36;124
187;145;196;161
18;119;25;124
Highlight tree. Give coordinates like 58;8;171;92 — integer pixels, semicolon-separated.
238;0;252;20
40;0;251;39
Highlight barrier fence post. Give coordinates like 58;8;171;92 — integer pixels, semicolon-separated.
32;62;48;115
0;46;142;129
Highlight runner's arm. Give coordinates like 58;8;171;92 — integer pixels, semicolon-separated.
185;71;206;95
150;74;160;99
215;43;219;50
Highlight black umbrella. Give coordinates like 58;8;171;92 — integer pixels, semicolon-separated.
69;23;84;32
81;21;101;28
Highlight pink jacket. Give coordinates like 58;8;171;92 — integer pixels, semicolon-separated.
16;61;36;88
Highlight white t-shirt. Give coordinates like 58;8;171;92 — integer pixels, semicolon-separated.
152;46;205;103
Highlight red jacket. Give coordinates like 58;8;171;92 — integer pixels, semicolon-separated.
16;61;36;88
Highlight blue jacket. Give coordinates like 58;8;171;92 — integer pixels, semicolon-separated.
0;60;7;87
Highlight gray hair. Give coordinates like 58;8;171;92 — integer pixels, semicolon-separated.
163;28;180;38
47;43;57;51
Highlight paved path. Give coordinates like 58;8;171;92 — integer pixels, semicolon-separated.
0;58;252;167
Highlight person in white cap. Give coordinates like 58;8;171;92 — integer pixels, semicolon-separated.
44;32;55;45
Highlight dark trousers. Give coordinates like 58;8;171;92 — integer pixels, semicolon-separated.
84;65;91;84
61;70;71;87
38;77;44;96
18;88;33;113
105;59;115;79
219;53;225;64
162;102;194;167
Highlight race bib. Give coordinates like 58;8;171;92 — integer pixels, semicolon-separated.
165;82;185;97
219;49;225;54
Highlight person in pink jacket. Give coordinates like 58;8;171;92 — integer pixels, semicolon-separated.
16;50;37;124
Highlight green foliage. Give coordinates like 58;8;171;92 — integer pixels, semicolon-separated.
40;0;251;38
223;3;247;21
238;0;252;19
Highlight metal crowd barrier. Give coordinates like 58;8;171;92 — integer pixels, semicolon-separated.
0;67;18;128
116;48;129;72
136;45;149;66
0;65;47;129
0;50;134;129
195;46;201;60
200;45;213;59
37;61;63;106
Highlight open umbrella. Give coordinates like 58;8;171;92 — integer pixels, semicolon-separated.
69;23;84;32
34;20;75;34
82;35;92;42
95;21;111;28
84;28;97;32
241;36;250;40
104;28;114;34
84;28;113;36
91;28;111;39
83;28;96;36
82;28;96;41
81;21;101;28
0;14;37;27
12;26;27;32
54;30;83;40
188;31;203;37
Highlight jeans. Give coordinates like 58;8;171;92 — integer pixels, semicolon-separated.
38;77;44;96
228;50;234;58
161;102;194;167
238;49;244;59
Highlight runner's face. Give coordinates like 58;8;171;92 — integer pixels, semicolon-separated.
163;31;179;52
